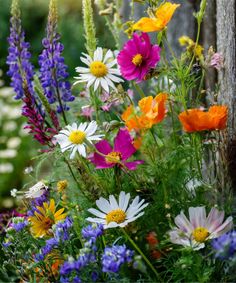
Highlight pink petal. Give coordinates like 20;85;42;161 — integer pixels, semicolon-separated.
211;216;233;238
205;208;225;233
174;211;194;234
124;160;144;171
89;140;113;168
189;207;207;228
114;128;136;160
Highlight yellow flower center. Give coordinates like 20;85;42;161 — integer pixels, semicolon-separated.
105;151;122;164
106;209;126;224
90;61;108;77
192;227;210;243
69;130;86;144
132;54;143;66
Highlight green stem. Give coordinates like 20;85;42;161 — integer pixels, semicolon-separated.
121;228;161;281
132;81;145;99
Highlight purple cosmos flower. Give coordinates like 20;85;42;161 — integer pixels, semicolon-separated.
117;33;161;83
102;244;134;273
39;0;74;114
90;128;144;170
212;230;236;260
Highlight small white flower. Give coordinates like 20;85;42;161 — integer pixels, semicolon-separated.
54;121;103;159
74;47;123;93
24;166;34;174
10;188;18;197
168;206;233;250
25;181;47;199
86;191;148;229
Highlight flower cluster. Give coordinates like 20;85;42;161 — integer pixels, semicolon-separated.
39;0;74;113
102;245;134;273
212;230;236;260
6;0;34;100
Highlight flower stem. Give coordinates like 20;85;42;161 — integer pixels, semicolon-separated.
132;81;145;99
121;228;161;281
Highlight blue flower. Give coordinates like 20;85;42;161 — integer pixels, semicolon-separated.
212;231;236;260
81;224;104;244
39;0;74;114
54;217;73;241
12;220;28;232
7;5;34;100
102;244;134;273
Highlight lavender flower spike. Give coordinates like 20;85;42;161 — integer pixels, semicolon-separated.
6;0;34;99
39;0;74;116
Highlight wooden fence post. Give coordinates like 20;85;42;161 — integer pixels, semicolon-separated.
216;0;236;189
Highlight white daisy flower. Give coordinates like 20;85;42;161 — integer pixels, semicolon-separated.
86;191;148;229
73;47;124;93
25;181;47;199
54;121;103;159
168;206;233;250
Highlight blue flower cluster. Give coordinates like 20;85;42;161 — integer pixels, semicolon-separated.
35;217;73;261
11;219;28;232
7;5;34;99
212;231;236;260
39;2;74;113
102;244;134;273
60;224;103;282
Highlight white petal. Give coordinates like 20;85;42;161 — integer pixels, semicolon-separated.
100;77;109;93
109;195;119;209
94;47;103;61
96;197;112;213
87;134;104;141
77;144;86;157
103;49;113;63
75;67;90;73
84;121;97;136
86;217;106;224
107;73;123;83
87;77;96;88
118;191;126;209
94;78;100;91
80;56;91;66
78;122;88;132
127;203;148;218
106;60;117;68
88;208;106;218
106;222;119;228
104;77;116;90
69;146;78;159
125;211;145;223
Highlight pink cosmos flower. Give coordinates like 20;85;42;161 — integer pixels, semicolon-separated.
168;206;233;250
117;33;161;83
89;128;144;170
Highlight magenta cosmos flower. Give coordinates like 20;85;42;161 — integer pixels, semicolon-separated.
117;32;161;82
90;128;144;170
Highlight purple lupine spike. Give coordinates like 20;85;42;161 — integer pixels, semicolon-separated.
6;0;34;100
39;0;74;115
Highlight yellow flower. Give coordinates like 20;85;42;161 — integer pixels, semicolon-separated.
133;2;180;32
57;180;68;193
29;199;66;238
179;35;204;59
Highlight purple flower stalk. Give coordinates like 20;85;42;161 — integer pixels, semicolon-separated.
117;32;161;83
6;0;34;100
212;231;236;260
22;86;57;146
102;244;134;273
39;0;74;115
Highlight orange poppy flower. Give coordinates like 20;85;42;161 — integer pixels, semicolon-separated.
178;105;228;133
122;93;168;132
133;2;180;32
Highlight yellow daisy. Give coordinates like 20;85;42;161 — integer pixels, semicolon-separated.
29;199;66;238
